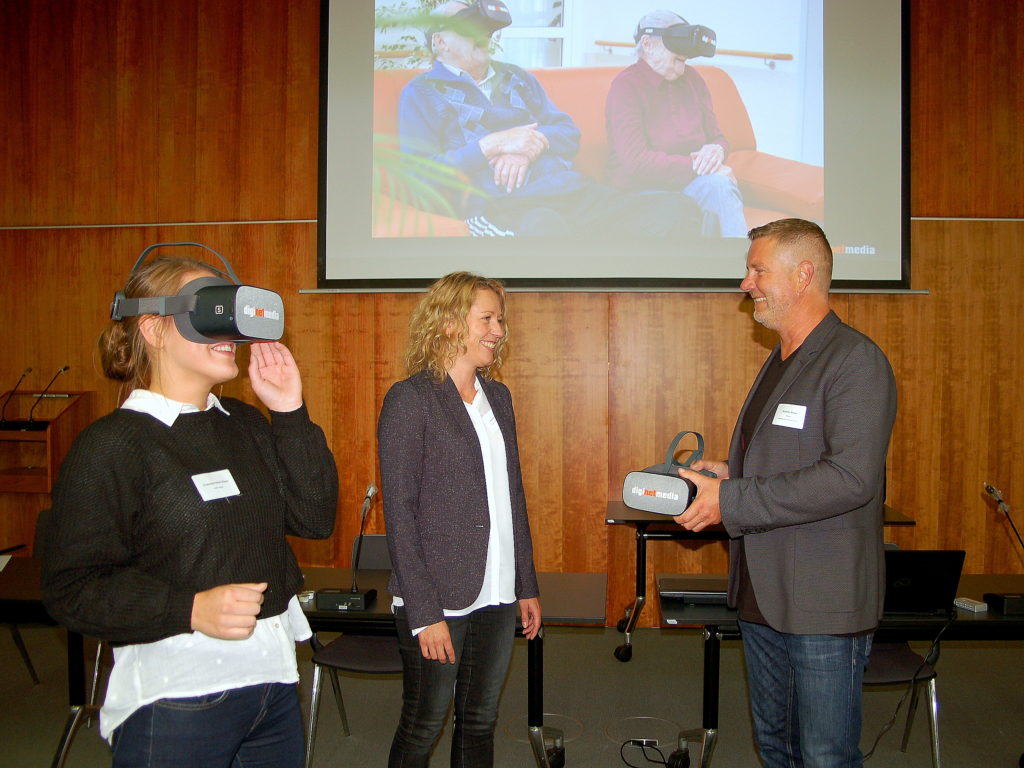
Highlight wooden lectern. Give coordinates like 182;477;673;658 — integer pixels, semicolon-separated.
0;391;93;551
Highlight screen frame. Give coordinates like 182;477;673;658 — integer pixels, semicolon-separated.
316;0;911;293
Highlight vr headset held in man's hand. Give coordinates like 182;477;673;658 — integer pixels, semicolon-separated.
110;242;284;343
622;430;717;516
635;22;717;59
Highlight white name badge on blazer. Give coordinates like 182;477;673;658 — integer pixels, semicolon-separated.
772;403;807;429
192;469;241;501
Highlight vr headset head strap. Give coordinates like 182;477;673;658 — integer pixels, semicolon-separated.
662;430;705;472
111;242;239;321
128;242;241;285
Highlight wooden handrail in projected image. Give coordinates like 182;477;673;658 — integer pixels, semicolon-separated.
375;43;794;66
594;39;793;67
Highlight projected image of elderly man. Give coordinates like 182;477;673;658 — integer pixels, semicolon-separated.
606;10;747;238
398;0;700;238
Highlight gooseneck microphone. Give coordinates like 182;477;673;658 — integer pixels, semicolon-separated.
984;483;1006;506
0;367;32;424
351;484;379;598
314;484;382;612
27;365;71;423
984;482;1023;552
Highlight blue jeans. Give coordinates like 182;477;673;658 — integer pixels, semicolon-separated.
739;620;873;768
389;603;517;768
683;172;748;237
110;682;304;768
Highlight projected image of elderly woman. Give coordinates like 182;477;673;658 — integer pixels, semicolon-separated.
377;271;541;767
606;9;748;237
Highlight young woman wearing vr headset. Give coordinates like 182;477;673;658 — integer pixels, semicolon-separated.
41;249;338;767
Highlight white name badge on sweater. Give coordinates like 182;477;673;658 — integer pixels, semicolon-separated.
191;469;241;501
772;403;807;429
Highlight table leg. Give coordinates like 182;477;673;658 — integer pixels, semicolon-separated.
615;525;649;662
67;631;85;706
528;627;565;768
668;625;722;768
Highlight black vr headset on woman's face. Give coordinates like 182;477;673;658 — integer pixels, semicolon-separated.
109;242;284;344
635;21;717;59
427;0;512;46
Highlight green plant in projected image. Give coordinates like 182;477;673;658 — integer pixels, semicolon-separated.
372;133;479;236
374;1;506;69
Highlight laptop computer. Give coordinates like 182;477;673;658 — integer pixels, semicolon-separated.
658;574;729;605
883;549;966;617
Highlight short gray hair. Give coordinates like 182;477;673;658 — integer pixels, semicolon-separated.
748;218;834;289
635;10;687;55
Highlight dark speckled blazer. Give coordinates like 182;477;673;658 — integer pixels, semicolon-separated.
720;311;897;635
377;369;540;631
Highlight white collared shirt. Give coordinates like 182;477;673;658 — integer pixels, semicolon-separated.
121;388;231;426
440;60;498;101
99;389;312;740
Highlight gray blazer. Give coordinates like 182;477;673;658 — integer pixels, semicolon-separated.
719;311;897;635
377;370;540;631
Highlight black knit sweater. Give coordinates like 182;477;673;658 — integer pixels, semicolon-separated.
41;398;337;644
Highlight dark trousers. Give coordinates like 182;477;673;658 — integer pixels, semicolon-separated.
483;183;702;238
388;603;517;768
110;682;304;768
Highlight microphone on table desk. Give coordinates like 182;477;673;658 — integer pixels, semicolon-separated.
316;484;379;612
350;484;379;603
0;367;31;425
26;366;71;426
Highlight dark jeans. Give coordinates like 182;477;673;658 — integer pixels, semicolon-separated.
740;619;873;768
110;682;304;768
389;603;517;768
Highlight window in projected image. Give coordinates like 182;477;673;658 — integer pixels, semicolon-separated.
319;0;907;289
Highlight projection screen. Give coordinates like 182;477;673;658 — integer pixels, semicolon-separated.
317;0;908;290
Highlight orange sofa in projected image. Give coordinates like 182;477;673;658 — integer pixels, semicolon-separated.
371;65;823;238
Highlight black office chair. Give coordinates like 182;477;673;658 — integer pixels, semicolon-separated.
33;508;109;768
304;534;402;768
863;640;941;767
863;543;942;768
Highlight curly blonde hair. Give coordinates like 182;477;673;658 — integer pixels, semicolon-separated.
405;272;508;380
99;257;221;391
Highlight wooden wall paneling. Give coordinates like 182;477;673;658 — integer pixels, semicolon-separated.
905;221;1024;571
286;289;378;567
370;291;421;543
843;290;931;553
0;0;320;227
910;0;1024;217
500;292;610;575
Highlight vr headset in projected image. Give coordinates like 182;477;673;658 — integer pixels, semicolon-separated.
425;0;512;45
110;242;284;343
634;20;717;59
622;431;717;516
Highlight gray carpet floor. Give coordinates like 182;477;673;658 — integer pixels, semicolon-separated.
2;624;1022;767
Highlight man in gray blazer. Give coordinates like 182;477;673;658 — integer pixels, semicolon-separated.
675;218;897;768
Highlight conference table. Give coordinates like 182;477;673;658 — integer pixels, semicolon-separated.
0;557;606;768
605;501;916;661
656;572;1024;768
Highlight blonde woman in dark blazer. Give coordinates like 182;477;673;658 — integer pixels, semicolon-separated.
378;272;541;768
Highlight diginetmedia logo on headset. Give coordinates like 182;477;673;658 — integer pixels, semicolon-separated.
243;304;281;321
630;486;679;501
